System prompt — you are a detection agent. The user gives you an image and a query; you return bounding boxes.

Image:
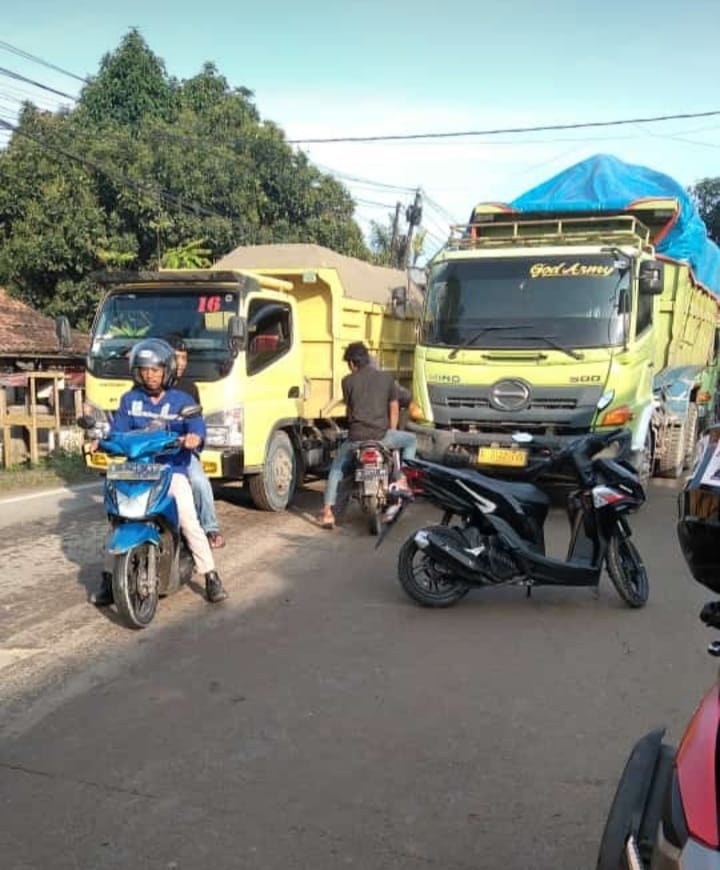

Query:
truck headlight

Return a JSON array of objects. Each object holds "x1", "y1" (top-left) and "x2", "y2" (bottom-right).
[
  {"x1": 596, "y1": 390, "x2": 615, "y2": 411},
  {"x1": 205, "y1": 407, "x2": 244, "y2": 448}
]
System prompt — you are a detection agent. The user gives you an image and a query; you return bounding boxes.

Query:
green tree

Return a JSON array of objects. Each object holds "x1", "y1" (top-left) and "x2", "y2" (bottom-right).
[
  {"x1": 690, "y1": 178, "x2": 720, "y2": 244},
  {"x1": 0, "y1": 31, "x2": 371, "y2": 326}
]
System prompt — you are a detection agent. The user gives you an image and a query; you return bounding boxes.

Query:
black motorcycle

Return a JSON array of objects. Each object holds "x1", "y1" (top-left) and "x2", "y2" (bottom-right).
[
  {"x1": 335, "y1": 440, "x2": 400, "y2": 535},
  {"x1": 388, "y1": 428, "x2": 648, "y2": 608}
]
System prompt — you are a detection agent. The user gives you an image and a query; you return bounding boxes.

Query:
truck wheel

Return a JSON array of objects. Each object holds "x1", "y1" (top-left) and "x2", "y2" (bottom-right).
[
  {"x1": 637, "y1": 428, "x2": 654, "y2": 489},
  {"x1": 683, "y1": 404, "x2": 699, "y2": 469},
  {"x1": 657, "y1": 422, "x2": 686, "y2": 479},
  {"x1": 248, "y1": 430, "x2": 297, "y2": 512}
]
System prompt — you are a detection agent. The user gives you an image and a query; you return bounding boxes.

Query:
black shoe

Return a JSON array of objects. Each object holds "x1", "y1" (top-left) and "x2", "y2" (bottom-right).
[
  {"x1": 90, "y1": 572, "x2": 114, "y2": 606},
  {"x1": 205, "y1": 571, "x2": 228, "y2": 603}
]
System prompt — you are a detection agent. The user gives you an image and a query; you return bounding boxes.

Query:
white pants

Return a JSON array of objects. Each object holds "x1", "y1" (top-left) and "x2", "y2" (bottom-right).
[{"x1": 170, "y1": 473, "x2": 215, "y2": 575}]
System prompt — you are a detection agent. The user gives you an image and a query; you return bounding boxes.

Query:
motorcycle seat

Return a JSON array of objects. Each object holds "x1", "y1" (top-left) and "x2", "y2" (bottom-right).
[{"x1": 453, "y1": 466, "x2": 550, "y2": 510}]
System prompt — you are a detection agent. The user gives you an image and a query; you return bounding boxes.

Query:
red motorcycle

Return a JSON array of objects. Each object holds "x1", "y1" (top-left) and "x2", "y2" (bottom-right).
[{"x1": 596, "y1": 425, "x2": 720, "y2": 869}]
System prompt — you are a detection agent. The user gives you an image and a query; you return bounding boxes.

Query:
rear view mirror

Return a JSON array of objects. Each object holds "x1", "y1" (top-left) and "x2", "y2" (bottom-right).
[
  {"x1": 76, "y1": 415, "x2": 96, "y2": 430},
  {"x1": 391, "y1": 285, "x2": 407, "y2": 319},
  {"x1": 179, "y1": 404, "x2": 203, "y2": 419},
  {"x1": 638, "y1": 260, "x2": 664, "y2": 295},
  {"x1": 407, "y1": 266, "x2": 427, "y2": 292},
  {"x1": 227, "y1": 315, "x2": 247, "y2": 354}
]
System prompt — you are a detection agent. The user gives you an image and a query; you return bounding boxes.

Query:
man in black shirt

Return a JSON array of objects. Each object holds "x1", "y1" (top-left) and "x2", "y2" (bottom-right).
[
  {"x1": 169, "y1": 337, "x2": 225, "y2": 549},
  {"x1": 320, "y1": 342, "x2": 416, "y2": 529}
]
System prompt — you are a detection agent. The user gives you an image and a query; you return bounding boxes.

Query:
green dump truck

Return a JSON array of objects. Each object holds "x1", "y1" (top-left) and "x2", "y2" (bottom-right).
[{"x1": 406, "y1": 155, "x2": 720, "y2": 481}]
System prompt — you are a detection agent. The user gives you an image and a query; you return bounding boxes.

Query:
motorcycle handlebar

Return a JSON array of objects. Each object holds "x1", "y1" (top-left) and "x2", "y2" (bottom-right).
[{"x1": 529, "y1": 428, "x2": 631, "y2": 469}]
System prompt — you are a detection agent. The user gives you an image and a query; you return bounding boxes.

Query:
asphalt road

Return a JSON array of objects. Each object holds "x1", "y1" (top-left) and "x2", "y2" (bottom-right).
[{"x1": 0, "y1": 476, "x2": 714, "y2": 869}]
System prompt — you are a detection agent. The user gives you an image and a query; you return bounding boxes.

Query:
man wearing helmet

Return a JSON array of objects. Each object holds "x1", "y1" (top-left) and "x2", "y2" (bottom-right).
[
  {"x1": 319, "y1": 341, "x2": 417, "y2": 529},
  {"x1": 90, "y1": 338, "x2": 228, "y2": 606}
]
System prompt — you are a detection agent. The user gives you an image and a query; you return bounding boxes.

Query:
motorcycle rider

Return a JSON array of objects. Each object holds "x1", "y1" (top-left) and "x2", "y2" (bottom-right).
[
  {"x1": 168, "y1": 335, "x2": 225, "y2": 549},
  {"x1": 90, "y1": 338, "x2": 228, "y2": 605},
  {"x1": 319, "y1": 341, "x2": 417, "y2": 529}
]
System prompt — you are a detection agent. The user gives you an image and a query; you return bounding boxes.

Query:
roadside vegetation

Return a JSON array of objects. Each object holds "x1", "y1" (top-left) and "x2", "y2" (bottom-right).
[{"x1": 0, "y1": 447, "x2": 97, "y2": 495}]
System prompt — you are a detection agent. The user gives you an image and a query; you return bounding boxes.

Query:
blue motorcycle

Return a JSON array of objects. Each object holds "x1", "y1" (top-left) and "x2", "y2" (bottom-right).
[{"x1": 88, "y1": 422, "x2": 196, "y2": 629}]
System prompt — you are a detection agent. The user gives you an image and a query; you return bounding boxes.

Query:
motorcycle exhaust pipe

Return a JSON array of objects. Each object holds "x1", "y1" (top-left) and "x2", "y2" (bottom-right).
[{"x1": 414, "y1": 529, "x2": 481, "y2": 573}]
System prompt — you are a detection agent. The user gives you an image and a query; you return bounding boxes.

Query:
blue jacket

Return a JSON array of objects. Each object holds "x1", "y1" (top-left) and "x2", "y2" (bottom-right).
[{"x1": 111, "y1": 387, "x2": 205, "y2": 474}]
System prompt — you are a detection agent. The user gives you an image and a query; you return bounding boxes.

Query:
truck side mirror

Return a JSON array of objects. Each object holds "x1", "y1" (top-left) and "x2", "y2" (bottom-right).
[
  {"x1": 407, "y1": 266, "x2": 427, "y2": 292},
  {"x1": 638, "y1": 260, "x2": 664, "y2": 295},
  {"x1": 227, "y1": 315, "x2": 247, "y2": 354},
  {"x1": 55, "y1": 315, "x2": 72, "y2": 349},
  {"x1": 391, "y1": 286, "x2": 407, "y2": 319}
]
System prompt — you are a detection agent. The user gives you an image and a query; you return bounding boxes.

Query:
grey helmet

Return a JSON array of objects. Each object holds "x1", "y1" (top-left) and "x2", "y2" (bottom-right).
[{"x1": 128, "y1": 338, "x2": 177, "y2": 391}]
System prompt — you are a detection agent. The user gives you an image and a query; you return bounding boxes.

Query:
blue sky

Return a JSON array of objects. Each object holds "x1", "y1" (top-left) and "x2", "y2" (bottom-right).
[{"x1": 3, "y1": 0, "x2": 720, "y2": 252}]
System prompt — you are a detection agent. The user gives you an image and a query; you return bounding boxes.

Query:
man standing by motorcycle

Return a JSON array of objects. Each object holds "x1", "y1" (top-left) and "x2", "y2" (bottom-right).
[
  {"x1": 90, "y1": 339, "x2": 228, "y2": 606},
  {"x1": 319, "y1": 341, "x2": 417, "y2": 529}
]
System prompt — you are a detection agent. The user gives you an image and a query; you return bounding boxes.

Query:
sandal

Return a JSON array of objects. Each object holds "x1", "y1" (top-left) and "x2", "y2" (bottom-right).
[
  {"x1": 319, "y1": 513, "x2": 335, "y2": 530},
  {"x1": 207, "y1": 531, "x2": 226, "y2": 549}
]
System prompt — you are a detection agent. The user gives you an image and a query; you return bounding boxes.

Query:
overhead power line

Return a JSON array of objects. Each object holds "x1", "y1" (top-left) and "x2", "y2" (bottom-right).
[
  {"x1": 0, "y1": 66, "x2": 77, "y2": 102},
  {"x1": 0, "y1": 40, "x2": 88, "y2": 84},
  {"x1": 287, "y1": 109, "x2": 720, "y2": 144}
]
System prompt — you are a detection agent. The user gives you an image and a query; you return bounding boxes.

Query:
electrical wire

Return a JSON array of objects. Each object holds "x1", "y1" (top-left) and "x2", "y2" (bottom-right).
[
  {"x1": 0, "y1": 40, "x2": 88, "y2": 84},
  {"x1": 287, "y1": 109, "x2": 720, "y2": 144}
]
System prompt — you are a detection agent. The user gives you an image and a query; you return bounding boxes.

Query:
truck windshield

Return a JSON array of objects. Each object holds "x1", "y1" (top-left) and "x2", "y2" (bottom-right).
[
  {"x1": 422, "y1": 255, "x2": 628, "y2": 350},
  {"x1": 88, "y1": 288, "x2": 239, "y2": 381}
]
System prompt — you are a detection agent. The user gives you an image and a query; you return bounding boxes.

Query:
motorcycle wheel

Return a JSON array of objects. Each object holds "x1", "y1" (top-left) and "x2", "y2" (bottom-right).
[
  {"x1": 364, "y1": 494, "x2": 382, "y2": 536},
  {"x1": 112, "y1": 544, "x2": 159, "y2": 629},
  {"x1": 595, "y1": 730, "x2": 669, "y2": 870},
  {"x1": 397, "y1": 527, "x2": 470, "y2": 607},
  {"x1": 606, "y1": 531, "x2": 649, "y2": 608}
]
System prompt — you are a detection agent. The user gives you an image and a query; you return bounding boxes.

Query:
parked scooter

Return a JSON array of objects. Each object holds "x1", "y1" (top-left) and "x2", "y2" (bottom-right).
[
  {"x1": 335, "y1": 440, "x2": 401, "y2": 535},
  {"x1": 596, "y1": 424, "x2": 720, "y2": 869},
  {"x1": 79, "y1": 412, "x2": 198, "y2": 629},
  {"x1": 383, "y1": 428, "x2": 648, "y2": 608}
]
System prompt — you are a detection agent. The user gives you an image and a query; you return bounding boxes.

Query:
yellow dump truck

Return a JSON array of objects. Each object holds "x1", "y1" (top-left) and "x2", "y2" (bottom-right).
[
  {"x1": 82, "y1": 244, "x2": 420, "y2": 510},
  {"x1": 407, "y1": 155, "x2": 720, "y2": 481}
]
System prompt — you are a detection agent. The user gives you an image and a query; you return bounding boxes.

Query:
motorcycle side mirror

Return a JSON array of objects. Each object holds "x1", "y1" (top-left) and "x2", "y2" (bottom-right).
[
  {"x1": 179, "y1": 403, "x2": 203, "y2": 419},
  {"x1": 76, "y1": 415, "x2": 97, "y2": 430}
]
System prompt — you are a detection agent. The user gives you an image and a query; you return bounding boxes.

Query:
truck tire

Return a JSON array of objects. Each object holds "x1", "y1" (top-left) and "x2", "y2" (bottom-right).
[
  {"x1": 248, "y1": 430, "x2": 297, "y2": 511},
  {"x1": 683, "y1": 404, "x2": 699, "y2": 469},
  {"x1": 636, "y1": 427, "x2": 654, "y2": 490},
  {"x1": 657, "y1": 422, "x2": 686, "y2": 479}
]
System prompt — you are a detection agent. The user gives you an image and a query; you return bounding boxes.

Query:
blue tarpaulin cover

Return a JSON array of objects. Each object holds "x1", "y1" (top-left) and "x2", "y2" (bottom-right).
[{"x1": 508, "y1": 154, "x2": 720, "y2": 294}]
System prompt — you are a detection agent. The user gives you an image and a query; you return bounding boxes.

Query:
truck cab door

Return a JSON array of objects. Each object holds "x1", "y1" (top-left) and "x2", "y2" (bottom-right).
[{"x1": 242, "y1": 296, "x2": 303, "y2": 467}]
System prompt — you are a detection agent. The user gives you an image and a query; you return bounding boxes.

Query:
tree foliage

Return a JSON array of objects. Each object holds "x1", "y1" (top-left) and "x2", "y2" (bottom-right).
[
  {"x1": 690, "y1": 178, "x2": 720, "y2": 245},
  {"x1": 0, "y1": 30, "x2": 369, "y2": 328}
]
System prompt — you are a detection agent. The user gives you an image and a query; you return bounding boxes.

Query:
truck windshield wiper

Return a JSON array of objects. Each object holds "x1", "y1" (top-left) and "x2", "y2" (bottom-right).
[
  {"x1": 514, "y1": 334, "x2": 585, "y2": 360},
  {"x1": 447, "y1": 325, "x2": 532, "y2": 359}
]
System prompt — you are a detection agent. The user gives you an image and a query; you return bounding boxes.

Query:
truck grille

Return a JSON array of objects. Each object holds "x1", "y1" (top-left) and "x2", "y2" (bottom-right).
[
  {"x1": 446, "y1": 395, "x2": 577, "y2": 411},
  {"x1": 428, "y1": 383, "x2": 602, "y2": 430}
]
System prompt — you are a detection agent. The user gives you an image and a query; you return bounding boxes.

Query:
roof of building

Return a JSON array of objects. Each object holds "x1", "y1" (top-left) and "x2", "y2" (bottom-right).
[{"x1": 0, "y1": 288, "x2": 89, "y2": 357}]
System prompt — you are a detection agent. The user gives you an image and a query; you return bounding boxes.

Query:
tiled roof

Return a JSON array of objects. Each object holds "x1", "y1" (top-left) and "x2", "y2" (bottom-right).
[{"x1": 0, "y1": 288, "x2": 88, "y2": 356}]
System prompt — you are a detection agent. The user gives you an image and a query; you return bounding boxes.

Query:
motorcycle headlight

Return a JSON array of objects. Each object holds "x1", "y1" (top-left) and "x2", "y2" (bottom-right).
[
  {"x1": 205, "y1": 407, "x2": 244, "y2": 448},
  {"x1": 115, "y1": 488, "x2": 152, "y2": 519}
]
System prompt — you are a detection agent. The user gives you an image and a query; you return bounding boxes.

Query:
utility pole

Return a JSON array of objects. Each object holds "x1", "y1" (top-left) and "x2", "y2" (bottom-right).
[
  {"x1": 388, "y1": 201, "x2": 402, "y2": 267},
  {"x1": 402, "y1": 189, "x2": 423, "y2": 269}
]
